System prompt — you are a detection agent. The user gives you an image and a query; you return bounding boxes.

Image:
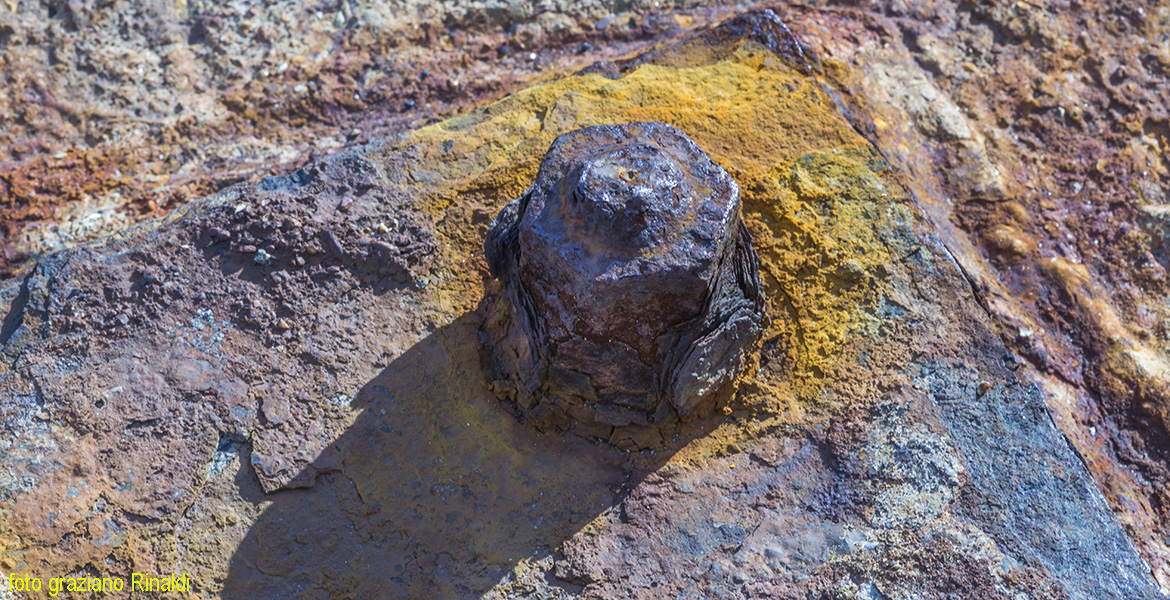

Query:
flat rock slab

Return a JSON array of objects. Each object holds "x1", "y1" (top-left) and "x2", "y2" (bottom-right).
[{"x1": 0, "y1": 9, "x2": 1159, "y2": 600}]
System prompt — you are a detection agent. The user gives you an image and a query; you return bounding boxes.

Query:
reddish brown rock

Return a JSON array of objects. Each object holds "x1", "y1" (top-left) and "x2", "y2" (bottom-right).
[{"x1": 1, "y1": 5, "x2": 1169, "y2": 600}]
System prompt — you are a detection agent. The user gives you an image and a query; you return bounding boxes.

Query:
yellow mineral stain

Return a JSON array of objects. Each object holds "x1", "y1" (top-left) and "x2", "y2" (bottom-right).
[{"x1": 399, "y1": 40, "x2": 894, "y2": 427}]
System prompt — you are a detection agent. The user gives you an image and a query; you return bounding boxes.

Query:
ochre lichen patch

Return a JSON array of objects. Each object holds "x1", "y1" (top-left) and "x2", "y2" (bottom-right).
[{"x1": 407, "y1": 41, "x2": 894, "y2": 426}]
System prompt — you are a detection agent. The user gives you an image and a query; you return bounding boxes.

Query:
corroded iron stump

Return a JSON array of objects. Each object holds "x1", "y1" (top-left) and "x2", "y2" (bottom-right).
[{"x1": 483, "y1": 122, "x2": 765, "y2": 440}]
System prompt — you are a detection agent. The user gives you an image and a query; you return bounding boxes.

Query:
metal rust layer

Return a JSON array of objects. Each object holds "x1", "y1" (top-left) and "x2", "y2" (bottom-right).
[{"x1": 483, "y1": 122, "x2": 765, "y2": 435}]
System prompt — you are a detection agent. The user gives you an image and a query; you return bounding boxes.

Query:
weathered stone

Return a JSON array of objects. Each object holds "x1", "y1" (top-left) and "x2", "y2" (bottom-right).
[
  {"x1": 1, "y1": 6, "x2": 1168, "y2": 600},
  {"x1": 483, "y1": 122, "x2": 765, "y2": 433}
]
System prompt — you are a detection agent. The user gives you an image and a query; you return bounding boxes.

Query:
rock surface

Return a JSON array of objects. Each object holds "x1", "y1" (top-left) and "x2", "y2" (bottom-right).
[
  {"x1": 0, "y1": 0, "x2": 742, "y2": 277},
  {"x1": 2, "y1": 3, "x2": 1170, "y2": 600}
]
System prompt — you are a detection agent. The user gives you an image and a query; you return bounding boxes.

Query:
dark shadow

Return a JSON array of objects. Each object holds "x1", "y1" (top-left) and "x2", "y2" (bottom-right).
[
  {"x1": 220, "y1": 307, "x2": 719, "y2": 599},
  {"x1": 0, "y1": 268, "x2": 30, "y2": 348},
  {"x1": 0, "y1": 253, "x2": 67, "y2": 366}
]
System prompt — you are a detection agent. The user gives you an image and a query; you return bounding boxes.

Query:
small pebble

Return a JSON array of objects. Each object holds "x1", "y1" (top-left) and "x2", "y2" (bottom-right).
[
  {"x1": 322, "y1": 231, "x2": 344, "y2": 255},
  {"x1": 254, "y1": 249, "x2": 273, "y2": 265}
]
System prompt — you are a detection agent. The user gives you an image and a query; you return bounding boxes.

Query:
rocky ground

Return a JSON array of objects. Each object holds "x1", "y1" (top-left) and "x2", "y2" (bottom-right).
[
  {"x1": 0, "y1": 0, "x2": 741, "y2": 277},
  {"x1": 4, "y1": 1, "x2": 1170, "y2": 599}
]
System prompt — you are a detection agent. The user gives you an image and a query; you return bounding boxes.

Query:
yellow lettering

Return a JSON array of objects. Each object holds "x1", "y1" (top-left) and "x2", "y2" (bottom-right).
[{"x1": 132, "y1": 573, "x2": 143, "y2": 590}]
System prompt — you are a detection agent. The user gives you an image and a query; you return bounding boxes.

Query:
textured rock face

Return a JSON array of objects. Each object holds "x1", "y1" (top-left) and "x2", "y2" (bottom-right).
[
  {"x1": 0, "y1": 0, "x2": 744, "y2": 278},
  {"x1": 484, "y1": 122, "x2": 764, "y2": 433},
  {"x1": 2, "y1": 5, "x2": 1170, "y2": 600}
]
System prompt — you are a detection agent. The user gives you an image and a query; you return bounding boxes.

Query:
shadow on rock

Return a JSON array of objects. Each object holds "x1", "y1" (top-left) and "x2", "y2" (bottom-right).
[{"x1": 220, "y1": 309, "x2": 713, "y2": 599}]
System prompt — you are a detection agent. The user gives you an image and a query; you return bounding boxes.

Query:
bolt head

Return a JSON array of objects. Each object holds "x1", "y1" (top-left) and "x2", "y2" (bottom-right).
[{"x1": 519, "y1": 122, "x2": 741, "y2": 360}]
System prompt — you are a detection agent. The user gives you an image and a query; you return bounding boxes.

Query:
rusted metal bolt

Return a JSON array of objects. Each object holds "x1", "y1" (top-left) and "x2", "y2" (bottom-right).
[{"x1": 483, "y1": 122, "x2": 764, "y2": 435}]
